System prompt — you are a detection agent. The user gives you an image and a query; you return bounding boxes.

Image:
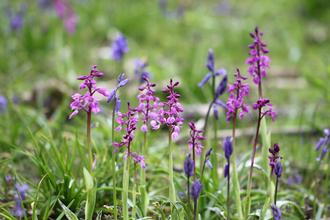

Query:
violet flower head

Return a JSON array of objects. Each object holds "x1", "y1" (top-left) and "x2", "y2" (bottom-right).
[
  {"x1": 151, "y1": 79, "x2": 184, "y2": 139},
  {"x1": 268, "y1": 143, "x2": 283, "y2": 173},
  {"x1": 198, "y1": 49, "x2": 227, "y2": 87},
  {"x1": 274, "y1": 160, "x2": 282, "y2": 179},
  {"x1": 223, "y1": 137, "x2": 233, "y2": 178},
  {"x1": 0, "y1": 96, "x2": 7, "y2": 114},
  {"x1": 315, "y1": 128, "x2": 330, "y2": 162},
  {"x1": 111, "y1": 33, "x2": 129, "y2": 62},
  {"x1": 226, "y1": 68, "x2": 250, "y2": 122},
  {"x1": 111, "y1": 102, "x2": 139, "y2": 153},
  {"x1": 123, "y1": 151, "x2": 147, "y2": 169},
  {"x1": 13, "y1": 195, "x2": 24, "y2": 217},
  {"x1": 107, "y1": 73, "x2": 130, "y2": 115},
  {"x1": 14, "y1": 183, "x2": 30, "y2": 201},
  {"x1": 270, "y1": 204, "x2": 281, "y2": 220},
  {"x1": 135, "y1": 77, "x2": 160, "y2": 132},
  {"x1": 69, "y1": 65, "x2": 109, "y2": 119},
  {"x1": 9, "y1": 12, "x2": 24, "y2": 32},
  {"x1": 134, "y1": 59, "x2": 152, "y2": 84},
  {"x1": 252, "y1": 97, "x2": 277, "y2": 122},
  {"x1": 190, "y1": 179, "x2": 203, "y2": 202},
  {"x1": 184, "y1": 153, "x2": 195, "y2": 178},
  {"x1": 53, "y1": 0, "x2": 77, "y2": 34},
  {"x1": 204, "y1": 148, "x2": 213, "y2": 169},
  {"x1": 245, "y1": 26, "x2": 270, "y2": 84},
  {"x1": 213, "y1": 74, "x2": 228, "y2": 121},
  {"x1": 188, "y1": 121, "x2": 206, "y2": 156}
]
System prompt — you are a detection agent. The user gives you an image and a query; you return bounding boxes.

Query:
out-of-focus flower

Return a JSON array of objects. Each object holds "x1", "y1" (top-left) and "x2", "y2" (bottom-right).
[
  {"x1": 134, "y1": 59, "x2": 152, "y2": 84},
  {"x1": 111, "y1": 34, "x2": 129, "y2": 62},
  {"x1": 14, "y1": 183, "x2": 29, "y2": 201},
  {"x1": 270, "y1": 204, "x2": 281, "y2": 220},
  {"x1": 0, "y1": 96, "x2": 7, "y2": 114},
  {"x1": 53, "y1": 0, "x2": 77, "y2": 34},
  {"x1": 226, "y1": 68, "x2": 250, "y2": 122},
  {"x1": 123, "y1": 151, "x2": 147, "y2": 169},
  {"x1": 69, "y1": 65, "x2": 109, "y2": 119},
  {"x1": 245, "y1": 26, "x2": 270, "y2": 84},
  {"x1": 315, "y1": 128, "x2": 330, "y2": 162},
  {"x1": 12, "y1": 195, "x2": 24, "y2": 217}
]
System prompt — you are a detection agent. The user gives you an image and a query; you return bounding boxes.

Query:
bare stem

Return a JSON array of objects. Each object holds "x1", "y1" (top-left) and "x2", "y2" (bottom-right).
[
  {"x1": 227, "y1": 162, "x2": 230, "y2": 220},
  {"x1": 187, "y1": 179, "x2": 191, "y2": 220},
  {"x1": 87, "y1": 108, "x2": 94, "y2": 179},
  {"x1": 111, "y1": 97, "x2": 118, "y2": 220},
  {"x1": 274, "y1": 178, "x2": 278, "y2": 205}
]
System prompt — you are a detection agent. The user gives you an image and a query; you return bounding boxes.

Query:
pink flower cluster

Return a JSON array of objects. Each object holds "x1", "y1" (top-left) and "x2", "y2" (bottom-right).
[
  {"x1": 54, "y1": 0, "x2": 77, "y2": 34},
  {"x1": 112, "y1": 102, "x2": 138, "y2": 152},
  {"x1": 150, "y1": 79, "x2": 184, "y2": 139},
  {"x1": 226, "y1": 68, "x2": 250, "y2": 122},
  {"x1": 188, "y1": 121, "x2": 206, "y2": 156},
  {"x1": 135, "y1": 77, "x2": 160, "y2": 132},
  {"x1": 252, "y1": 97, "x2": 277, "y2": 122},
  {"x1": 245, "y1": 26, "x2": 270, "y2": 84},
  {"x1": 69, "y1": 65, "x2": 109, "y2": 119},
  {"x1": 268, "y1": 143, "x2": 283, "y2": 173},
  {"x1": 123, "y1": 151, "x2": 147, "y2": 169}
]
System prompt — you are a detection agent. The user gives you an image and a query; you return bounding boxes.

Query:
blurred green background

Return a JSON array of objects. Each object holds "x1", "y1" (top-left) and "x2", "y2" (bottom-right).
[{"x1": 1, "y1": 0, "x2": 330, "y2": 190}]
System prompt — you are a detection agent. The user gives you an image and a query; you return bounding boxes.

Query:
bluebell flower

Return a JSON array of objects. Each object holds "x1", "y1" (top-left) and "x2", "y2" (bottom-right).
[
  {"x1": 14, "y1": 183, "x2": 29, "y2": 200},
  {"x1": 107, "y1": 74, "x2": 129, "y2": 114},
  {"x1": 13, "y1": 195, "x2": 24, "y2": 217},
  {"x1": 204, "y1": 148, "x2": 213, "y2": 169},
  {"x1": 0, "y1": 96, "x2": 7, "y2": 114},
  {"x1": 190, "y1": 179, "x2": 203, "y2": 202},
  {"x1": 223, "y1": 137, "x2": 233, "y2": 178},
  {"x1": 315, "y1": 129, "x2": 330, "y2": 162},
  {"x1": 270, "y1": 204, "x2": 281, "y2": 220},
  {"x1": 274, "y1": 160, "x2": 282, "y2": 179},
  {"x1": 184, "y1": 153, "x2": 194, "y2": 178},
  {"x1": 111, "y1": 34, "x2": 129, "y2": 62},
  {"x1": 134, "y1": 59, "x2": 152, "y2": 84}
]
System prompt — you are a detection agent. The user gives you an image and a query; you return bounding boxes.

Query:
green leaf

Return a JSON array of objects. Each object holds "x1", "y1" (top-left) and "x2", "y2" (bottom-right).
[
  {"x1": 83, "y1": 168, "x2": 96, "y2": 220},
  {"x1": 139, "y1": 185, "x2": 150, "y2": 216},
  {"x1": 1, "y1": 208, "x2": 16, "y2": 220},
  {"x1": 58, "y1": 199, "x2": 79, "y2": 220},
  {"x1": 315, "y1": 203, "x2": 324, "y2": 220},
  {"x1": 277, "y1": 200, "x2": 305, "y2": 220},
  {"x1": 56, "y1": 200, "x2": 75, "y2": 220}
]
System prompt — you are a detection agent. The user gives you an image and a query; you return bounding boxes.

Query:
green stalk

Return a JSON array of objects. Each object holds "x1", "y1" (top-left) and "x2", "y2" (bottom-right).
[
  {"x1": 200, "y1": 103, "x2": 212, "y2": 171},
  {"x1": 168, "y1": 127, "x2": 176, "y2": 210},
  {"x1": 87, "y1": 109, "x2": 94, "y2": 179},
  {"x1": 212, "y1": 114, "x2": 219, "y2": 188},
  {"x1": 111, "y1": 98, "x2": 118, "y2": 220},
  {"x1": 227, "y1": 162, "x2": 230, "y2": 220},
  {"x1": 231, "y1": 115, "x2": 243, "y2": 218},
  {"x1": 193, "y1": 200, "x2": 197, "y2": 220},
  {"x1": 244, "y1": 108, "x2": 261, "y2": 220},
  {"x1": 324, "y1": 162, "x2": 330, "y2": 209},
  {"x1": 140, "y1": 131, "x2": 147, "y2": 186},
  {"x1": 132, "y1": 163, "x2": 137, "y2": 219},
  {"x1": 187, "y1": 179, "x2": 192, "y2": 220},
  {"x1": 260, "y1": 173, "x2": 275, "y2": 219},
  {"x1": 123, "y1": 144, "x2": 131, "y2": 220},
  {"x1": 274, "y1": 177, "x2": 279, "y2": 205},
  {"x1": 313, "y1": 162, "x2": 321, "y2": 219}
]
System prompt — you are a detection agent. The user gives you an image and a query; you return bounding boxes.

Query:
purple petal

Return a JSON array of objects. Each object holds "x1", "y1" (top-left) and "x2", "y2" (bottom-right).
[
  {"x1": 115, "y1": 97, "x2": 121, "y2": 114},
  {"x1": 198, "y1": 73, "x2": 212, "y2": 87},
  {"x1": 118, "y1": 78, "x2": 130, "y2": 87}
]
